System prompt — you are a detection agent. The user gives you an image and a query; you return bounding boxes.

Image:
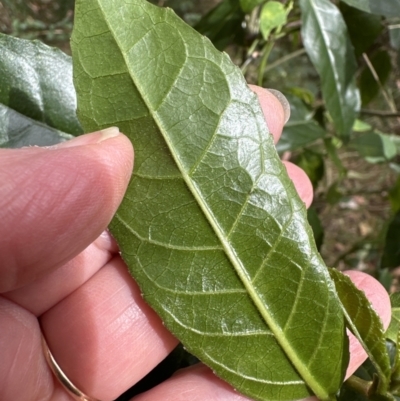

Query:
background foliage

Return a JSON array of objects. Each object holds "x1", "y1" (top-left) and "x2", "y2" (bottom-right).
[{"x1": 1, "y1": 0, "x2": 399, "y2": 400}]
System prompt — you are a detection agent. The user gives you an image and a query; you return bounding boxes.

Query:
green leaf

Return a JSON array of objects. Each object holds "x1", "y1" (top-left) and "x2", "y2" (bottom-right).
[
  {"x1": 389, "y1": 177, "x2": 400, "y2": 213},
  {"x1": 386, "y1": 293, "x2": 400, "y2": 343},
  {"x1": 296, "y1": 150, "x2": 325, "y2": 189},
  {"x1": 259, "y1": 1, "x2": 287, "y2": 40},
  {"x1": 276, "y1": 95, "x2": 326, "y2": 153},
  {"x1": 340, "y1": 0, "x2": 400, "y2": 17},
  {"x1": 194, "y1": 0, "x2": 245, "y2": 50},
  {"x1": 299, "y1": 0, "x2": 360, "y2": 139},
  {"x1": 307, "y1": 206, "x2": 324, "y2": 251},
  {"x1": 0, "y1": 33, "x2": 82, "y2": 147},
  {"x1": 240, "y1": 0, "x2": 265, "y2": 13},
  {"x1": 340, "y1": 2, "x2": 383, "y2": 57},
  {"x1": 329, "y1": 269, "x2": 392, "y2": 395},
  {"x1": 0, "y1": 103, "x2": 73, "y2": 148},
  {"x1": 381, "y1": 211, "x2": 400, "y2": 269},
  {"x1": 72, "y1": 1, "x2": 349, "y2": 400},
  {"x1": 350, "y1": 131, "x2": 397, "y2": 164},
  {"x1": 359, "y1": 50, "x2": 392, "y2": 106}
]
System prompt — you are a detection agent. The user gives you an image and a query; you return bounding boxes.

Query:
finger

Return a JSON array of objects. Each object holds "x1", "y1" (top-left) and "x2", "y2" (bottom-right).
[
  {"x1": 343, "y1": 270, "x2": 391, "y2": 379},
  {"x1": 249, "y1": 85, "x2": 290, "y2": 144},
  {"x1": 283, "y1": 161, "x2": 314, "y2": 208},
  {"x1": 132, "y1": 364, "x2": 251, "y2": 401},
  {"x1": 40, "y1": 256, "x2": 178, "y2": 401},
  {"x1": 3, "y1": 230, "x2": 117, "y2": 316},
  {"x1": 0, "y1": 129, "x2": 133, "y2": 293}
]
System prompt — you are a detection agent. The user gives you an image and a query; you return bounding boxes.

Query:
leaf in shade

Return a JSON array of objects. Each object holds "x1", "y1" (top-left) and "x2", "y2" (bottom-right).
[
  {"x1": 389, "y1": 177, "x2": 400, "y2": 213},
  {"x1": 381, "y1": 211, "x2": 400, "y2": 269},
  {"x1": 307, "y1": 206, "x2": 324, "y2": 251},
  {"x1": 299, "y1": 0, "x2": 360, "y2": 139},
  {"x1": 0, "y1": 33, "x2": 82, "y2": 147},
  {"x1": 194, "y1": 0, "x2": 245, "y2": 50},
  {"x1": 240, "y1": 0, "x2": 265, "y2": 13},
  {"x1": 276, "y1": 95, "x2": 326, "y2": 153},
  {"x1": 72, "y1": 1, "x2": 349, "y2": 400},
  {"x1": 340, "y1": 2, "x2": 383, "y2": 57},
  {"x1": 350, "y1": 131, "x2": 397, "y2": 164},
  {"x1": 295, "y1": 150, "x2": 325, "y2": 189},
  {"x1": 329, "y1": 269, "x2": 391, "y2": 396},
  {"x1": 340, "y1": 0, "x2": 400, "y2": 18},
  {"x1": 359, "y1": 50, "x2": 392, "y2": 106},
  {"x1": 0, "y1": 103, "x2": 73, "y2": 148}
]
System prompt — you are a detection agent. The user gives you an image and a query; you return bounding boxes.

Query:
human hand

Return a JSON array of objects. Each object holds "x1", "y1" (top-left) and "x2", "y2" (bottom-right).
[{"x1": 0, "y1": 87, "x2": 391, "y2": 401}]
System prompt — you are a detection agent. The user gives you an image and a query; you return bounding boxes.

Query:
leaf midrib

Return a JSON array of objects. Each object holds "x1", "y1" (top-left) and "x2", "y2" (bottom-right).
[{"x1": 98, "y1": 2, "x2": 331, "y2": 398}]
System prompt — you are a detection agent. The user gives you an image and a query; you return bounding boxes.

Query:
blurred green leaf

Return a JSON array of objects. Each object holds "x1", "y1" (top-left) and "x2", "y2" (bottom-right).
[
  {"x1": 194, "y1": 0, "x2": 245, "y2": 50},
  {"x1": 0, "y1": 33, "x2": 79, "y2": 147},
  {"x1": 259, "y1": 1, "x2": 287, "y2": 40},
  {"x1": 330, "y1": 269, "x2": 392, "y2": 396},
  {"x1": 350, "y1": 131, "x2": 397, "y2": 164},
  {"x1": 326, "y1": 182, "x2": 344, "y2": 205},
  {"x1": 360, "y1": 50, "x2": 392, "y2": 106},
  {"x1": 240, "y1": 0, "x2": 265, "y2": 13},
  {"x1": 300, "y1": 0, "x2": 360, "y2": 138},
  {"x1": 381, "y1": 211, "x2": 400, "y2": 269},
  {"x1": 353, "y1": 119, "x2": 372, "y2": 132},
  {"x1": 73, "y1": 1, "x2": 350, "y2": 399},
  {"x1": 276, "y1": 95, "x2": 326, "y2": 153},
  {"x1": 389, "y1": 177, "x2": 400, "y2": 213},
  {"x1": 296, "y1": 150, "x2": 325, "y2": 189},
  {"x1": 307, "y1": 206, "x2": 324, "y2": 250},
  {"x1": 340, "y1": 2, "x2": 383, "y2": 57},
  {"x1": 340, "y1": 0, "x2": 400, "y2": 17}
]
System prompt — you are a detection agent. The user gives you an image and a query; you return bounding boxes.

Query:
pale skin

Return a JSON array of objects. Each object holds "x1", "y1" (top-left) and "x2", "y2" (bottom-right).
[{"x1": 0, "y1": 86, "x2": 391, "y2": 401}]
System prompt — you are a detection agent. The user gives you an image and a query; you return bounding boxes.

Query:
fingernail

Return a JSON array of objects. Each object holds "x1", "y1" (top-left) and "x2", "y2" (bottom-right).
[
  {"x1": 98, "y1": 126, "x2": 120, "y2": 142},
  {"x1": 47, "y1": 127, "x2": 120, "y2": 149},
  {"x1": 267, "y1": 89, "x2": 291, "y2": 124}
]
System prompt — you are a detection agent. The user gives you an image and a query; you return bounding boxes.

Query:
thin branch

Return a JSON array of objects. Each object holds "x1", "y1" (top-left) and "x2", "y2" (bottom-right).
[
  {"x1": 360, "y1": 109, "x2": 400, "y2": 118},
  {"x1": 362, "y1": 53, "x2": 397, "y2": 113},
  {"x1": 264, "y1": 48, "x2": 306, "y2": 74}
]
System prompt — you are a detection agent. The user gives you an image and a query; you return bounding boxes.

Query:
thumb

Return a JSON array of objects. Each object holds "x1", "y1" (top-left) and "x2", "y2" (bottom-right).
[{"x1": 0, "y1": 128, "x2": 133, "y2": 293}]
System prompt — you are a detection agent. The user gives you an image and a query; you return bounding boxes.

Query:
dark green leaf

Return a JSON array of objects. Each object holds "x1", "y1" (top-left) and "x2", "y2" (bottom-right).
[
  {"x1": 0, "y1": 33, "x2": 82, "y2": 143},
  {"x1": 194, "y1": 0, "x2": 245, "y2": 50},
  {"x1": 340, "y1": 2, "x2": 383, "y2": 57},
  {"x1": 240, "y1": 0, "x2": 265, "y2": 13},
  {"x1": 72, "y1": 1, "x2": 349, "y2": 400},
  {"x1": 381, "y1": 211, "x2": 400, "y2": 269},
  {"x1": 350, "y1": 131, "x2": 397, "y2": 164},
  {"x1": 340, "y1": 0, "x2": 400, "y2": 17},
  {"x1": 0, "y1": 103, "x2": 72, "y2": 148},
  {"x1": 259, "y1": 1, "x2": 287, "y2": 40},
  {"x1": 329, "y1": 269, "x2": 392, "y2": 395},
  {"x1": 389, "y1": 177, "x2": 400, "y2": 213},
  {"x1": 296, "y1": 150, "x2": 325, "y2": 189},
  {"x1": 276, "y1": 95, "x2": 326, "y2": 153},
  {"x1": 307, "y1": 206, "x2": 324, "y2": 250},
  {"x1": 360, "y1": 50, "x2": 392, "y2": 106},
  {"x1": 300, "y1": 0, "x2": 360, "y2": 138}
]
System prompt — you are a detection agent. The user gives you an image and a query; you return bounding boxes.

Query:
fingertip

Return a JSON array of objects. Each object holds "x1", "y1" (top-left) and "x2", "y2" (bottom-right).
[
  {"x1": 283, "y1": 161, "x2": 314, "y2": 208},
  {"x1": 249, "y1": 85, "x2": 289, "y2": 143}
]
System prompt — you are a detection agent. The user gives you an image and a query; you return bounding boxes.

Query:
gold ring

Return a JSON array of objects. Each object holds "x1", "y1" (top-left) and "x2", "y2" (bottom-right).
[{"x1": 41, "y1": 334, "x2": 101, "y2": 401}]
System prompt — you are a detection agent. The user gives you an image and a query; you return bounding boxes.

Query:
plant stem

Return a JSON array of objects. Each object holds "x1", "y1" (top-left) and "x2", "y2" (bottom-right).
[
  {"x1": 360, "y1": 109, "x2": 400, "y2": 118},
  {"x1": 345, "y1": 375, "x2": 372, "y2": 398},
  {"x1": 264, "y1": 48, "x2": 306, "y2": 74},
  {"x1": 257, "y1": 41, "x2": 274, "y2": 86}
]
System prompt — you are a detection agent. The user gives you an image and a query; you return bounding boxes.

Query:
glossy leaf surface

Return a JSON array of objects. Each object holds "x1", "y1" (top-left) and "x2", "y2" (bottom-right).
[
  {"x1": 330, "y1": 269, "x2": 391, "y2": 395},
  {"x1": 0, "y1": 33, "x2": 81, "y2": 147},
  {"x1": 72, "y1": 1, "x2": 348, "y2": 400},
  {"x1": 340, "y1": 0, "x2": 400, "y2": 17},
  {"x1": 299, "y1": 0, "x2": 360, "y2": 139}
]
